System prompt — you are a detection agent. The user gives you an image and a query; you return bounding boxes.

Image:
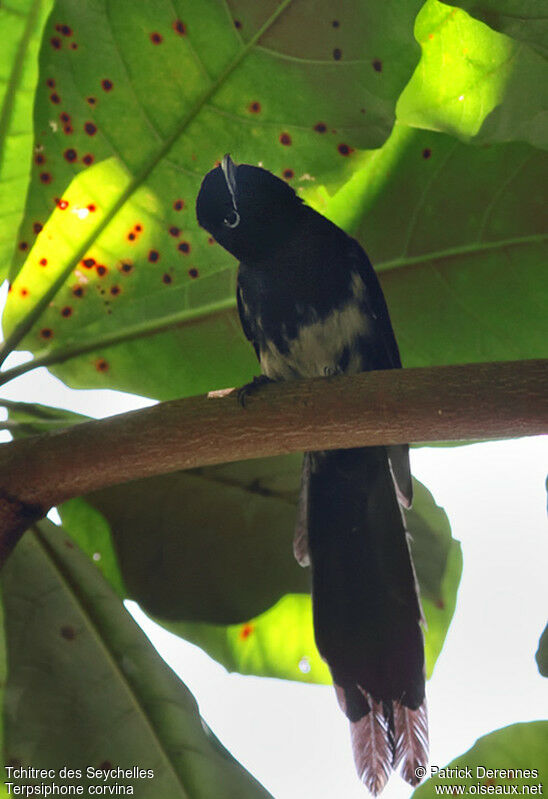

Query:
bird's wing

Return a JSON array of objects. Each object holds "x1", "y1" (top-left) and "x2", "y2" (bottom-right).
[
  {"x1": 236, "y1": 271, "x2": 260, "y2": 361},
  {"x1": 348, "y1": 240, "x2": 413, "y2": 508}
]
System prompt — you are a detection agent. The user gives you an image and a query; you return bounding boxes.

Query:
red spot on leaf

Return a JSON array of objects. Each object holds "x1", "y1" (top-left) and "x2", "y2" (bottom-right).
[
  {"x1": 57, "y1": 199, "x2": 69, "y2": 210},
  {"x1": 173, "y1": 199, "x2": 184, "y2": 211},
  {"x1": 234, "y1": 19, "x2": 242, "y2": 29},
  {"x1": 422, "y1": 148, "x2": 432, "y2": 159},
  {"x1": 34, "y1": 153, "x2": 45, "y2": 165},
  {"x1": 148, "y1": 250, "x2": 159, "y2": 262},
  {"x1": 119, "y1": 261, "x2": 133, "y2": 274},
  {"x1": 248, "y1": 101, "x2": 261, "y2": 113},
  {"x1": 40, "y1": 258, "x2": 48, "y2": 266},
  {"x1": 18, "y1": 241, "x2": 28, "y2": 251},
  {"x1": 82, "y1": 154, "x2": 94, "y2": 166},
  {"x1": 314, "y1": 122, "x2": 327, "y2": 133},
  {"x1": 96, "y1": 264, "x2": 108, "y2": 277},
  {"x1": 51, "y1": 37, "x2": 61, "y2": 49},
  {"x1": 150, "y1": 32, "x2": 163, "y2": 44},
  {"x1": 87, "y1": 204, "x2": 96, "y2": 212},
  {"x1": 188, "y1": 267, "x2": 199, "y2": 279},
  {"x1": 178, "y1": 241, "x2": 190, "y2": 254},
  {"x1": 60, "y1": 625, "x2": 76, "y2": 640},
  {"x1": 64, "y1": 148, "x2": 77, "y2": 162},
  {"x1": 95, "y1": 358, "x2": 109, "y2": 372},
  {"x1": 338, "y1": 143, "x2": 354, "y2": 156},
  {"x1": 283, "y1": 168, "x2": 294, "y2": 179},
  {"x1": 162, "y1": 273, "x2": 172, "y2": 284},
  {"x1": 333, "y1": 48, "x2": 342, "y2": 60},
  {"x1": 173, "y1": 20, "x2": 186, "y2": 35},
  {"x1": 279, "y1": 132, "x2": 292, "y2": 146},
  {"x1": 33, "y1": 222, "x2": 43, "y2": 234},
  {"x1": 239, "y1": 623, "x2": 254, "y2": 640},
  {"x1": 82, "y1": 258, "x2": 95, "y2": 268},
  {"x1": 86, "y1": 96, "x2": 96, "y2": 105},
  {"x1": 101, "y1": 79, "x2": 113, "y2": 91},
  {"x1": 50, "y1": 93, "x2": 61, "y2": 104},
  {"x1": 84, "y1": 122, "x2": 97, "y2": 135},
  {"x1": 40, "y1": 172, "x2": 52, "y2": 184},
  {"x1": 40, "y1": 328, "x2": 53, "y2": 339},
  {"x1": 20, "y1": 288, "x2": 29, "y2": 297},
  {"x1": 72, "y1": 285, "x2": 84, "y2": 297},
  {"x1": 372, "y1": 59, "x2": 382, "y2": 72},
  {"x1": 169, "y1": 226, "x2": 180, "y2": 237},
  {"x1": 46, "y1": 78, "x2": 55, "y2": 88},
  {"x1": 110, "y1": 285, "x2": 121, "y2": 296},
  {"x1": 61, "y1": 306, "x2": 72, "y2": 317}
]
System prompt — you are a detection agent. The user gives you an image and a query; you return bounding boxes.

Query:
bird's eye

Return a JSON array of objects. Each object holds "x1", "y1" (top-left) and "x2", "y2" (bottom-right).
[{"x1": 223, "y1": 210, "x2": 240, "y2": 228}]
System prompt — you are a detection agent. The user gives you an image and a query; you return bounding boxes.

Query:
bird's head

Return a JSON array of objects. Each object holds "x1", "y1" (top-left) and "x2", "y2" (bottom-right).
[{"x1": 196, "y1": 155, "x2": 303, "y2": 262}]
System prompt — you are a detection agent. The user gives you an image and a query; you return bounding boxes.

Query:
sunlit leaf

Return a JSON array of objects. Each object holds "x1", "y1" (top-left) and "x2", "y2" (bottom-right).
[
  {"x1": 413, "y1": 721, "x2": 548, "y2": 798},
  {"x1": 397, "y1": 0, "x2": 548, "y2": 148},
  {"x1": 3, "y1": 0, "x2": 423, "y2": 386},
  {"x1": 439, "y1": 0, "x2": 548, "y2": 57},
  {"x1": 1, "y1": 520, "x2": 272, "y2": 798},
  {"x1": 0, "y1": 0, "x2": 54, "y2": 280}
]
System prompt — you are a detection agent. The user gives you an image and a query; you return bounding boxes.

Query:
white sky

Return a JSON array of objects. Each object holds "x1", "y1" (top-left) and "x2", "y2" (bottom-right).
[{"x1": 0, "y1": 278, "x2": 546, "y2": 798}]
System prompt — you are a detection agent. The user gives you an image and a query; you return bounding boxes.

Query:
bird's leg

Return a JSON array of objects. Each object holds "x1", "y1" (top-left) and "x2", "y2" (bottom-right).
[{"x1": 237, "y1": 374, "x2": 274, "y2": 407}]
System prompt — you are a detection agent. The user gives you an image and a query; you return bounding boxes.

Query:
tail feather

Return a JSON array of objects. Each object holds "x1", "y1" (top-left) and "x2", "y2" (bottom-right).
[
  {"x1": 302, "y1": 445, "x2": 427, "y2": 793},
  {"x1": 393, "y1": 699, "x2": 429, "y2": 786}
]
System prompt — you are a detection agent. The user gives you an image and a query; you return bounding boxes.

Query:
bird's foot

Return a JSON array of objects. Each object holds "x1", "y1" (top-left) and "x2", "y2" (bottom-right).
[{"x1": 237, "y1": 374, "x2": 274, "y2": 408}]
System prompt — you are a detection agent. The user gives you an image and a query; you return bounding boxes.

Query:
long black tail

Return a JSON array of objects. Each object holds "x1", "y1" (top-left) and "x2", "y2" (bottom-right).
[{"x1": 297, "y1": 446, "x2": 428, "y2": 794}]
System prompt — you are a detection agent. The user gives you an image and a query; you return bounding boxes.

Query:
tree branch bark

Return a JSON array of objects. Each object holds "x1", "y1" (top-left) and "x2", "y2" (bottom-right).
[{"x1": 1, "y1": 359, "x2": 546, "y2": 566}]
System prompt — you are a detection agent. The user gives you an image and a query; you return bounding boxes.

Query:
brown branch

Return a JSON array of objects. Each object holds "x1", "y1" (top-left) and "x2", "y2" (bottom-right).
[{"x1": 0, "y1": 359, "x2": 546, "y2": 565}]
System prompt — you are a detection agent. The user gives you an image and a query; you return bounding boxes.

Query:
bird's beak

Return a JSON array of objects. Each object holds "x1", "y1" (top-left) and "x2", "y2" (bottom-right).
[{"x1": 221, "y1": 153, "x2": 238, "y2": 209}]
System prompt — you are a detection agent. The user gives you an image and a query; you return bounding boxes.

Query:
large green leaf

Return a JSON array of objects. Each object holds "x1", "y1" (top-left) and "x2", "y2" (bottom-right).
[
  {"x1": 413, "y1": 721, "x2": 548, "y2": 798},
  {"x1": 1, "y1": 520, "x2": 272, "y2": 798},
  {"x1": 0, "y1": 0, "x2": 54, "y2": 281},
  {"x1": 397, "y1": 0, "x2": 548, "y2": 148},
  {"x1": 439, "y1": 1, "x2": 548, "y2": 57},
  {"x1": 317, "y1": 124, "x2": 547, "y2": 367},
  {"x1": 2, "y1": 0, "x2": 423, "y2": 393},
  {"x1": 70, "y1": 456, "x2": 461, "y2": 684}
]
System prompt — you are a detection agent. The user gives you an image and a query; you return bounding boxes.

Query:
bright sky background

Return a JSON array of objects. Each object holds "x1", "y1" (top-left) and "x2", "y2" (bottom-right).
[{"x1": 0, "y1": 281, "x2": 546, "y2": 799}]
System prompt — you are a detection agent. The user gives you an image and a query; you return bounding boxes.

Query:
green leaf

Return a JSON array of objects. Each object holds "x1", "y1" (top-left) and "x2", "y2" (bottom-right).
[
  {"x1": 319, "y1": 124, "x2": 547, "y2": 367},
  {"x1": 397, "y1": 0, "x2": 548, "y2": 148},
  {"x1": 0, "y1": 0, "x2": 54, "y2": 281},
  {"x1": 0, "y1": 397, "x2": 89, "y2": 434},
  {"x1": 87, "y1": 454, "x2": 309, "y2": 624},
  {"x1": 2, "y1": 0, "x2": 423, "y2": 390},
  {"x1": 413, "y1": 721, "x2": 548, "y2": 798},
  {"x1": 83, "y1": 456, "x2": 460, "y2": 684},
  {"x1": 439, "y1": 1, "x2": 548, "y2": 58},
  {"x1": 535, "y1": 622, "x2": 548, "y2": 677},
  {"x1": 1, "y1": 520, "x2": 272, "y2": 798},
  {"x1": 58, "y1": 496, "x2": 126, "y2": 598}
]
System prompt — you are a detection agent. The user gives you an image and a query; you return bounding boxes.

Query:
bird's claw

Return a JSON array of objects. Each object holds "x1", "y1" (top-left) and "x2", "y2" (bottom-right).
[{"x1": 237, "y1": 374, "x2": 273, "y2": 407}]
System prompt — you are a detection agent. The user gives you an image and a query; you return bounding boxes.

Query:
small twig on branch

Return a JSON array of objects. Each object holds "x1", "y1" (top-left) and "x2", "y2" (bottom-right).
[{"x1": 0, "y1": 359, "x2": 546, "y2": 566}]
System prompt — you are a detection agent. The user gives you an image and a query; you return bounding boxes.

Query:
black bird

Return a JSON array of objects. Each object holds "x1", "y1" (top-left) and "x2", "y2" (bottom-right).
[{"x1": 196, "y1": 155, "x2": 428, "y2": 794}]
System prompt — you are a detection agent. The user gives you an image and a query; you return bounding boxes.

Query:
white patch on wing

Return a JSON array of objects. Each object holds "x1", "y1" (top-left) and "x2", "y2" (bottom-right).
[{"x1": 260, "y1": 274, "x2": 370, "y2": 379}]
